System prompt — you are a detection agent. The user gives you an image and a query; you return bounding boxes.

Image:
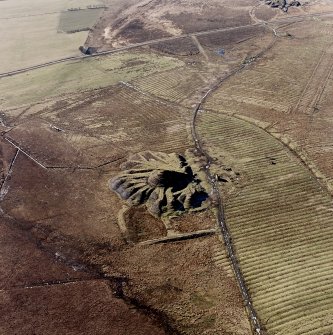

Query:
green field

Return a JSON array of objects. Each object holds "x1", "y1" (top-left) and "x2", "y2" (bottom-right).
[
  {"x1": 58, "y1": 8, "x2": 104, "y2": 33},
  {"x1": 0, "y1": 0, "x2": 103, "y2": 73}
]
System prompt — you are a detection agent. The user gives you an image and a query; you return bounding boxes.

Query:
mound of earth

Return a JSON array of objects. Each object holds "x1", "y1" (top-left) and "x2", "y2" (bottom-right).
[
  {"x1": 263, "y1": 0, "x2": 301, "y2": 11},
  {"x1": 110, "y1": 151, "x2": 209, "y2": 218}
]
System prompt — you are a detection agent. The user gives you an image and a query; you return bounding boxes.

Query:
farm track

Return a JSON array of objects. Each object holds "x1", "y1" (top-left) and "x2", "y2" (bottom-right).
[
  {"x1": 0, "y1": 23, "x2": 260, "y2": 78},
  {"x1": 187, "y1": 9, "x2": 333, "y2": 335},
  {"x1": 190, "y1": 35, "x2": 210, "y2": 61},
  {"x1": 188, "y1": 22, "x2": 280, "y2": 335},
  {"x1": 1, "y1": 10, "x2": 333, "y2": 78},
  {"x1": 0, "y1": 11, "x2": 62, "y2": 20}
]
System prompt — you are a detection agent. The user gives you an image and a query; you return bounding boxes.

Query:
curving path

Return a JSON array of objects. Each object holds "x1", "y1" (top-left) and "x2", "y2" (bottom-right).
[{"x1": 188, "y1": 7, "x2": 333, "y2": 334}]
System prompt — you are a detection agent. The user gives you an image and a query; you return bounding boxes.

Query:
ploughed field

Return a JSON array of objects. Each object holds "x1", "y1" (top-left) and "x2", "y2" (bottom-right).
[{"x1": 197, "y1": 112, "x2": 333, "y2": 335}]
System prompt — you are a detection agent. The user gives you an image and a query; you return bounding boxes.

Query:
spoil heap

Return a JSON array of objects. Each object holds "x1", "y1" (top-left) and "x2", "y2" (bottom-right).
[
  {"x1": 263, "y1": 0, "x2": 301, "y2": 12},
  {"x1": 110, "y1": 151, "x2": 209, "y2": 218}
]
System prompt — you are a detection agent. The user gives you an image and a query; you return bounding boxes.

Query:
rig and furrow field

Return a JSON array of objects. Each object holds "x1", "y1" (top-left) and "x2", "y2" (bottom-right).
[{"x1": 197, "y1": 112, "x2": 333, "y2": 335}]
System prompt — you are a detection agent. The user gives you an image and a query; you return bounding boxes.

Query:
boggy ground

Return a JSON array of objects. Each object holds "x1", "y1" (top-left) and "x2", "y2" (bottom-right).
[{"x1": 2, "y1": 0, "x2": 333, "y2": 334}]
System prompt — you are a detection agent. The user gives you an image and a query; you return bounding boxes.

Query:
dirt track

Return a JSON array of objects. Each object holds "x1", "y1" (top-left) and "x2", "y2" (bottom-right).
[
  {"x1": 189, "y1": 16, "x2": 281, "y2": 332},
  {"x1": 189, "y1": 5, "x2": 333, "y2": 334},
  {"x1": 1, "y1": 10, "x2": 333, "y2": 79}
]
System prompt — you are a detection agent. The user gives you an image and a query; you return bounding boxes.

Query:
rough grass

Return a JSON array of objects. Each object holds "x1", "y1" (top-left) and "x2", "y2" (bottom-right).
[
  {"x1": 0, "y1": 52, "x2": 184, "y2": 108},
  {"x1": 131, "y1": 67, "x2": 206, "y2": 104}
]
